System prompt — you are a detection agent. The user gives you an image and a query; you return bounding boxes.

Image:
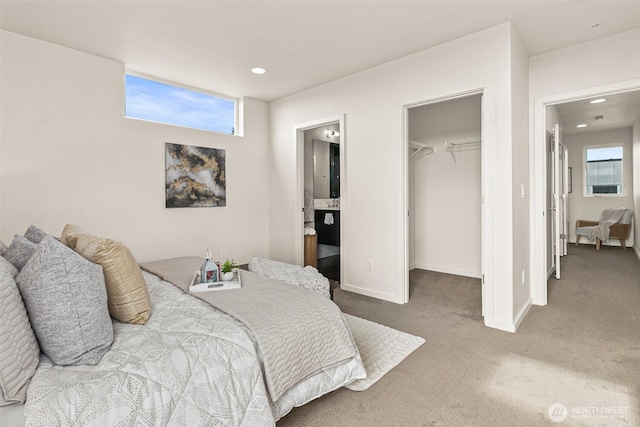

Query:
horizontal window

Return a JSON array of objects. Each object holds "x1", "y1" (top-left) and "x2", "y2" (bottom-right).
[{"x1": 125, "y1": 74, "x2": 237, "y2": 135}]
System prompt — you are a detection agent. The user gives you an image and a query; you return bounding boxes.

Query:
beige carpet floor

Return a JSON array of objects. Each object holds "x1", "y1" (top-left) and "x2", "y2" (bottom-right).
[{"x1": 277, "y1": 245, "x2": 640, "y2": 426}]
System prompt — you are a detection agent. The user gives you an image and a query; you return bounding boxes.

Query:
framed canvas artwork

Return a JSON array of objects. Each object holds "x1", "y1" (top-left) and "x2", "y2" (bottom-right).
[{"x1": 165, "y1": 143, "x2": 226, "y2": 207}]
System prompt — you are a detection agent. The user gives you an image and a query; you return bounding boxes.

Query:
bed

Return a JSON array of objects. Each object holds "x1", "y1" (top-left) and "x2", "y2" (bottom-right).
[{"x1": 0, "y1": 225, "x2": 365, "y2": 426}]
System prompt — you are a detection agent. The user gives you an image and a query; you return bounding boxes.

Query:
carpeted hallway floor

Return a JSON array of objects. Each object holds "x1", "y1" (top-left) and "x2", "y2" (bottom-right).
[{"x1": 277, "y1": 245, "x2": 640, "y2": 426}]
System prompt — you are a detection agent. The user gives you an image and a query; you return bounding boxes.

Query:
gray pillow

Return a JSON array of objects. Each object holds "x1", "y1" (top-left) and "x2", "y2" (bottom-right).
[
  {"x1": 0, "y1": 256, "x2": 40, "y2": 405},
  {"x1": 5, "y1": 235, "x2": 38, "y2": 271},
  {"x1": 16, "y1": 235, "x2": 113, "y2": 366},
  {"x1": 24, "y1": 225, "x2": 48, "y2": 243}
]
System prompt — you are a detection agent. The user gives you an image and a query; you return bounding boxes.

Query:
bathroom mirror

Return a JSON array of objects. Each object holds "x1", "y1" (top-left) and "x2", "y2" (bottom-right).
[{"x1": 313, "y1": 139, "x2": 340, "y2": 198}]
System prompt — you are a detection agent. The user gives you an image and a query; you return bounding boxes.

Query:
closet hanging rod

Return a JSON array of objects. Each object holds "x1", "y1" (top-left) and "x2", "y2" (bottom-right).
[{"x1": 445, "y1": 137, "x2": 481, "y2": 149}]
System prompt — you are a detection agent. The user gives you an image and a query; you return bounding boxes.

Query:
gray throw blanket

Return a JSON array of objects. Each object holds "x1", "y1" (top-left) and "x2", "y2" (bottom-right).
[
  {"x1": 140, "y1": 257, "x2": 357, "y2": 402},
  {"x1": 587, "y1": 208, "x2": 627, "y2": 243}
]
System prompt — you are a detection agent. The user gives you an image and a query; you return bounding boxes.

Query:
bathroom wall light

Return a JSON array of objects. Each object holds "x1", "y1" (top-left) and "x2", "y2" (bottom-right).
[
  {"x1": 576, "y1": 124, "x2": 587, "y2": 128},
  {"x1": 251, "y1": 67, "x2": 266, "y2": 74},
  {"x1": 590, "y1": 98, "x2": 606, "y2": 104},
  {"x1": 325, "y1": 130, "x2": 340, "y2": 138}
]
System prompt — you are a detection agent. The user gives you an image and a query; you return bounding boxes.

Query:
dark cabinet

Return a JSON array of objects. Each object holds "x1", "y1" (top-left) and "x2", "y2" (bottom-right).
[{"x1": 315, "y1": 210, "x2": 340, "y2": 246}]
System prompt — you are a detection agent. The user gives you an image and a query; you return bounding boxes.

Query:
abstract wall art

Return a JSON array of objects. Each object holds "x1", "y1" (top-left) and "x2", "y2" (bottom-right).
[{"x1": 165, "y1": 143, "x2": 226, "y2": 208}]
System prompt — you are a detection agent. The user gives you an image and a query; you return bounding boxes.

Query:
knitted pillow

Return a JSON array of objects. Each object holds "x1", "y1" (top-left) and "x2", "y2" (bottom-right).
[
  {"x1": 0, "y1": 256, "x2": 39, "y2": 405},
  {"x1": 24, "y1": 225, "x2": 48, "y2": 244},
  {"x1": 75, "y1": 234, "x2": 150, "y2": 325},
  {"x1": 5, "y1": 235, "x2": 38, "y2": 271},
  {"x1": 16, "y1": 236, "x2": 113, "y2": 366}
]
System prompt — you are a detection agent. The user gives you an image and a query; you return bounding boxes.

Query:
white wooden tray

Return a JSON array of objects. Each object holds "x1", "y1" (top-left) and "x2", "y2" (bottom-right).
[{"x1": 189, "y1": 270, "x2": 242, "y2": 293}]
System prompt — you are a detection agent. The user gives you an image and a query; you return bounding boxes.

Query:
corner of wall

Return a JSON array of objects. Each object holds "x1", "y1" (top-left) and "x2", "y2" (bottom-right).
[{"x1": 509, "y1": 21, "x2": 532, "y2": 324}]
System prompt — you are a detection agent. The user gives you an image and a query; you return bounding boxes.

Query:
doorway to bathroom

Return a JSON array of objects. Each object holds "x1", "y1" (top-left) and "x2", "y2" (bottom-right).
[{"x1": 294, "y1": 115, "x2": 345, "y2": 285}]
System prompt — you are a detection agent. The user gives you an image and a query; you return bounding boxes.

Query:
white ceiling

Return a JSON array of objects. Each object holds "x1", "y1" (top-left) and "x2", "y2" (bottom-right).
[
  {"x1": 556, "y1": 90, "x2": 640, "y2": 135},
  {"x1": 1, "y1": 1, "x2": 639, "y2": 102}
]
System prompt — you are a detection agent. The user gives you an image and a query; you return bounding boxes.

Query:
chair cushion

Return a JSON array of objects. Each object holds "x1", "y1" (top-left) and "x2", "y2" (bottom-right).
[
  {"x1": 75, "y1": 234, "x2": 151, "y2": 324},
  {"x1": 0, "y1": 256, "x2": 40, "y2": 405},
  {"x1": 16, "y1": 236, "x2": 113, "y2": 366},
  {"x1": 576, "y1": 226, "x2": 596, "y2": 237}
]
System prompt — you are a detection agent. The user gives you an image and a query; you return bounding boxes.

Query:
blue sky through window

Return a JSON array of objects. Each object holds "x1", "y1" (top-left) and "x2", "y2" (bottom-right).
[
  {"x1": 125, "y1": 74, "x2": 236, "y2": 134},
  {"x1": 586, "y1": 146, "x2": 622, "y2": 162}
]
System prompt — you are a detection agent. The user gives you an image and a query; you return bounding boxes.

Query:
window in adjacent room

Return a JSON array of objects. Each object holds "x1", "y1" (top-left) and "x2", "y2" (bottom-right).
[
  {"x1": 125, "y1": 73, "x2": 237, "y2": 135},
  {"x1": 584, "y1": 144, "x2": 624, "y2": 196}
]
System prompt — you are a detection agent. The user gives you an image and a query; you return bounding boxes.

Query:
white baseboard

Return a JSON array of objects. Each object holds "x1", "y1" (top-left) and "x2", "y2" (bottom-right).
[
  {"x1": 513, "y1": 298, "x2": 533, "y2": 332},
  {"x1": 414, "y1": 263, "x2": 481, "y2": 279},
  {"x1": 409, "y1": 263, "x2": 417, "y2": 270},
  {"x1": 483, "y1": 317, "x2": 517, "y2": 333},
  {"x1": 635, "y1": 246, "x2": 640, "y2": 261},
  {"x1": 340, "y1": 283, "x2": 404, "y2": 304},
  {"x1": 483, "y1": 298, "x2": 532, "y2": 333}
]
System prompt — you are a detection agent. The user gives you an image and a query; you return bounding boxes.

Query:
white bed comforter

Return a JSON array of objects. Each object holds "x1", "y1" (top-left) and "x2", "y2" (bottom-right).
[{"x1": 23, "y1": 272, "x2": 365, "y2": 426}]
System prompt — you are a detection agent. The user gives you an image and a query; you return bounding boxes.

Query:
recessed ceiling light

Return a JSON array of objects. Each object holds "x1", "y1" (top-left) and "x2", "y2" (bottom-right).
[
  {"x1": 590, "y1": 98, "x2": 606, "y2": 104},
  {"x1": 577, "y1": 124, "x2": 587, "y2": 128},
  {"x1": 251, "y1": 67, "x2": 266, "y2": 75}
]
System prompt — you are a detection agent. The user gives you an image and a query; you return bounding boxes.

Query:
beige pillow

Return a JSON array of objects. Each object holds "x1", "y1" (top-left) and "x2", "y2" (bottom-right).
[
  {"x1": 75, "y1": 235, "x2": 150, "y2": 325},
  {"x1": 60, "y1": 224, "x2": 89, "y2": 250}
]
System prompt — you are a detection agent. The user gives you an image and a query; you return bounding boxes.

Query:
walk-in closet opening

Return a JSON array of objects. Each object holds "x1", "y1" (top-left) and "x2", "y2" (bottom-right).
[{"x1": 407, "y1": 93, "x2": 483, "y2": 317}]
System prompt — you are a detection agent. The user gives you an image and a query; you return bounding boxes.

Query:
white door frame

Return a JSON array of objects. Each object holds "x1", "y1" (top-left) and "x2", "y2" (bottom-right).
[
  {"x1": 294, "y1": 115, "x2": 346, "y2": 282},
  {"x1": 402, "y1": 87, "x2": 492, "y2": 318},
  {"x1": 530, "y1": 79, "x2": 640, "y2": 306}
]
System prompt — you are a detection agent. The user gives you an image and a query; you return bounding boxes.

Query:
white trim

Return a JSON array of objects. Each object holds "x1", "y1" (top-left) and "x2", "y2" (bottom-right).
[
  {"x1": 414, "y1": 263, "x2": 482, "y2": 279},
  {"x1": 483, "y1": 318, "x2": 517, "y2": 333},
  {"x1": 402, "y1": 85, "x2": 494, "y2": 324},
  {"x1": 513, "y1": 298, "x2": 533, "y2": 332},
  {"x1": 340, "y1": 283, "x2": 400, "y2": 303},
  {"x1": 293, "y1": 115, "x2": 346, "y2": 286},
  {"x1": 531, "y1": 79, "x2": 640, "y2": 307},
  {"x1": 635, "y1": 245, "x2": 640, "y2": 261}
]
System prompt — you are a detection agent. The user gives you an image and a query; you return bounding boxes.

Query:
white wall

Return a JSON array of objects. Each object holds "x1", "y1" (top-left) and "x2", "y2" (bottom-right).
[
  {"x1": 270, "y1": 23, "x2": 527, "y2": 331},
  {"x1": 565, "y1": 128, "x2": 634, "y2": 246},
  {"x1": 529, "y1": 28, "x2": 640, "y2": 305},
  {"x1": 0, "y1": 30, "x2": 270, "y2": 264},
  {"x1": 510, "y1": 27, "x2": 531, "y2": 323},
  {"x1": 408, "y1": 95, "x2": 482, "y2": 278}
]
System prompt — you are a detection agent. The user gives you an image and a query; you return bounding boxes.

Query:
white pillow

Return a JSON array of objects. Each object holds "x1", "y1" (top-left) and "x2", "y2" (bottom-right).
[{"x1": 0, "y1": 256, "x2": 40, "y2": 405}]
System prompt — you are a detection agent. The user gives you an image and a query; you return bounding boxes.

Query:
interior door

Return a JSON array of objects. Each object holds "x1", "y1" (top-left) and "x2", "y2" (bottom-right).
[
  {"x1": 562, "y1": 145, "x2": 569, "y2": 256},
  {"x1": 552, "y1": 123, "x2": 567, "y2": 279}
]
